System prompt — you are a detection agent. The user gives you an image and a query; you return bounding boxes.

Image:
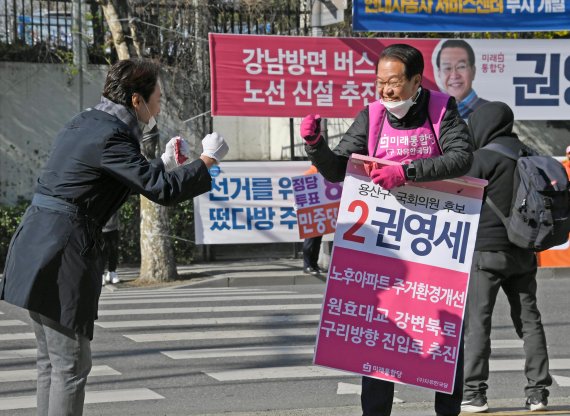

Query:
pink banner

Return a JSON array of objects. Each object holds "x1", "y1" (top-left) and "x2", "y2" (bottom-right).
[
  {"x1": 209, "y1": 35, "x2": 570, "y2": 120},
  {"x1": 209, "y1": 34, "x2": 439, "y2": 118},
  {"x1": 313, "y1": 154, "x2": 487, "y2": 393},
  {"x1": 318, "y1": 247, "x2": 466, "y2": 392}
]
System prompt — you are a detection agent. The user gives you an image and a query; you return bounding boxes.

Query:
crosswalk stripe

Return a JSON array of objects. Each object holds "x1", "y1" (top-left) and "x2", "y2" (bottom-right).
[
  {"x1": 96, "y1": 314, "x2": 320, "y2": 329},
  {"x1": 0, "y1": 365, "x2": 120, "y2": 383},
  {"x1": 490, "y1": 358, "x2": 570, "y2": 371},
  {"x1": 0, "y1": 332, "x2": 35, "y2": 341},
  {"x1": 99, "y1": 294, "x2": 322, "y2": 305},
  {"x1": 205, "y1": 359, "x2": 570, "y2": 382},
  {"x1": 125, "y1": 328, "x2": 316, "y2": 343},
  {"x1": 162, "y1": 345, "x2": 315, "y2": 359},
  {"x1": 161, "y1": 338, "x2": 525, "y2": 360},
  {"x1": 0, "y1": 388, "x2": 163, "y2": 410},
  {"x1": 98, "y1": 303, "x2": 322, "y2": 316},
  {"x1": 100, "y1": 288, "x2": 269, "y2": 296},
  {"x1": 0, "y1": 320, "x2": 27, "y2": 327},
  {"x1": 491, "y1": 339, "x2": 523, "y2": 348},
  {"x1": 0, "y1": 349, "x2": 36, "y2": 360},
  {"x1": 99, "y1": 290, "x2": 294, "y2": 300},
  {"x1": 552, "y1": 374, "x2": 570, "y2": 386},
  {"x1": 205, "y1": 359, "x2": 570, "y2": 381},
  {"x1": 336, "y1": 382, "x2": 405, "y2": 403},
  {"x1": 206, "y1": 365, "x2": 347, "y2": 381}
]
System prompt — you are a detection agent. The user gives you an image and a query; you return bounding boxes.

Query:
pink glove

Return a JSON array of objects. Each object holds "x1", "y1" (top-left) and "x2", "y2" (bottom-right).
[
  {"x1": 300, "y1": 114, "x2": 322, "y2": 145},
  {"x1": 370, "y1": 165, "x2": 406, "y2": 190}
]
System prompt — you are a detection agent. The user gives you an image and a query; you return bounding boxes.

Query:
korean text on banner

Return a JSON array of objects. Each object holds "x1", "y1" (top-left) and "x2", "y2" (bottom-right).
[
  {"x1": 353, "y1": 0, "x2": 570, "y2": 32},
  {"x1": 313, "y1": 154, "x2": 487, "y2": 393},
  {"x1": 292, "y1": 172, "x2": 343, "y2": 239},
  {"x1": 194, "y1": 161, "x2": 310, "y2": 245},
  {"x1": 209, "y1": 34, "x2": 570, "y2": 120}
]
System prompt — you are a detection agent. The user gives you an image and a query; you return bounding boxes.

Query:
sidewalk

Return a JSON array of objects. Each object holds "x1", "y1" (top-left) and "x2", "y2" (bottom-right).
[
  {"x1": 105, "y1": 258, "x2": 569, "y2": 290},
  {"x1": 106, "y1": 257, "x2": 325, "y2": 290}
]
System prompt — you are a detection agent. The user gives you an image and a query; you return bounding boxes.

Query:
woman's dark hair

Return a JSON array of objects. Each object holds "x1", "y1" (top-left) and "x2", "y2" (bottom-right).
[
  {"x1": 376, "y1": 44, "x2": 424, "y2": 80},
  {"x1": 435, "y1": 39, "x2": 476, "y2": 68},
  {"x1": 102, "y1": 59, "x2": 159, "y2": 108}
]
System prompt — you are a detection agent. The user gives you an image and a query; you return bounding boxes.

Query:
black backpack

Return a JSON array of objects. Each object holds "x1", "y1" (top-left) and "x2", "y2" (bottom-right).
[{"x1": 483, "y1": 142, "x2": 570, "y2": 252}]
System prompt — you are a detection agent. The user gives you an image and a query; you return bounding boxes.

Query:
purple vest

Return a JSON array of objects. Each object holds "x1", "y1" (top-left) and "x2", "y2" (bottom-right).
[{"x1": 367, "y1": 90, "x2": 450, "y2": 165}]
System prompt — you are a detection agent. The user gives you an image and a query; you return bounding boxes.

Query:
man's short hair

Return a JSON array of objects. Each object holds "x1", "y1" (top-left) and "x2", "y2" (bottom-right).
[
  {"x1": 102, "y1": 59, "x2": 160, "y2": 108},
  {"x1": 436, "y1": 40, "x2": 476, "y2": 68},
  {"x1": 376, "y1": 44, "x2": 424, "y2": 80}
]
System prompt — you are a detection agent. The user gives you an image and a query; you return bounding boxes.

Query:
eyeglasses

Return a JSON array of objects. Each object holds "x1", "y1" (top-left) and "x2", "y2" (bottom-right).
[
  {"x1": 375, "y1": 79, "x2": 405, "y2": 89},
  {"x1": 440, "y1": 63, "x2": 471, "y2": 75}
]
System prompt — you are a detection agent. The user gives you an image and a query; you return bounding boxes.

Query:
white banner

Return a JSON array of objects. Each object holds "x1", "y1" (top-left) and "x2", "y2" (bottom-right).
[{"x1": 194, "y1": 161, "x2": 310, "y2": 244}]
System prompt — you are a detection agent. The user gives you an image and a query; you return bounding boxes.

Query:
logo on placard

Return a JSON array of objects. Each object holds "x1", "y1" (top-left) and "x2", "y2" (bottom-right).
[{"x1": 209, "y1": 165, "x2": 221, "y2": 177}]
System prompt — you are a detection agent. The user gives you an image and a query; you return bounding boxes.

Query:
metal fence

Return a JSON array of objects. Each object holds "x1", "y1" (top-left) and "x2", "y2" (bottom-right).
[
  {"x1": 0, "y1": 0, "x2": 309, "y2": 63},
  {"x1": 1, "y1": 0, "x2": 105, "y2": 49}
]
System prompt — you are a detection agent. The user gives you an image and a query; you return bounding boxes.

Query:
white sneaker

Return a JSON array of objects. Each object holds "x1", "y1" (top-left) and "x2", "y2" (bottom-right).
[
  {"x1": 109, "y1": 271, "x2": 120, "y2": 284},
  {"x1": 102, "y1": 274, "x2": 106, "y2": 286},
  {"x1": 104, "y1": 271, "x2": 112, "y2": 283}
]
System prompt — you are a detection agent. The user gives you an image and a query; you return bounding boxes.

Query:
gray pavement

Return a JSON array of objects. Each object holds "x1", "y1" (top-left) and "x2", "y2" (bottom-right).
[
  {"x1": 106, "y1": 257, "x2": 570, "y2": 290},
  {"x1": 105, "y1": 257, "x2": 324, "y2": 290}
]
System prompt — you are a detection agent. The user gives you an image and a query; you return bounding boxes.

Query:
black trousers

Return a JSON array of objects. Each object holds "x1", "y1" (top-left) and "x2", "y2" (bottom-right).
[
  {"x1": 463, "y1": 248, "x2": 551, "y2": 399},
  {"x1": 302, "y1": 236, "x2": 322, "y2": 268},
  {"x1": 361, "y1": 340, "x2": 464, "y2": 416},
  {"x1": 102, "y1": 230, "x2": 119, "y2": 272}
]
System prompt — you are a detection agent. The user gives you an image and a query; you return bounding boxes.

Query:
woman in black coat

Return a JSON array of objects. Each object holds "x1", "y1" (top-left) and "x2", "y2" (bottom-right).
[{"x1": 0, "y1": 59, "x2": 228, "y2": 416}]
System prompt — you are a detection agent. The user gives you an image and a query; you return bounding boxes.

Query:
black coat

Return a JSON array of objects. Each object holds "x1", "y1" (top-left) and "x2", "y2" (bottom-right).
[
  {"x1": 1, "y1": 101, "x2": 212, "y2": 339},
  {"x1": 466, "y1": 101, "x2": 526, "y2": 251},
  {"x1": 305, "y1": 88, "x2": 473, "y2": 183}
]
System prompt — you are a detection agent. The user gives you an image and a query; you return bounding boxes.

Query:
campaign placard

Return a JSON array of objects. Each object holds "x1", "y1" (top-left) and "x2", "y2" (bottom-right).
[
  {"x1": 313, "y1": 154, "x2": 487, "y2": 393},
  {"x1": 292, "y1": 173, "x2": 343, "y2": 239}
]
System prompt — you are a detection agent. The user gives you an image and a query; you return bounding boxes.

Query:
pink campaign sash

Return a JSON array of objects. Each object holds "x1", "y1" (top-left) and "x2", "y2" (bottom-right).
[{"x1": 367, "y1": 90, "x2": 450, "y2": 164}]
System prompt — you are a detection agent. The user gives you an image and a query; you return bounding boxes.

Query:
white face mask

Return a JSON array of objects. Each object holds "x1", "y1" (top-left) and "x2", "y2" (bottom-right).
[
  {"x1": 381, "y1": 87, "x2": 422, "y2": 119},
  {"x1": 143, "y1": 101, "x2": 157, "y2": 132}
]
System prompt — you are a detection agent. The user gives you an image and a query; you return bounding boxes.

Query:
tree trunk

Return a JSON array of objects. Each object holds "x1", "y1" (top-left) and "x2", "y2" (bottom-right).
[{"x1": 98, "y1": 0, "x2": 178, "y2": 283}]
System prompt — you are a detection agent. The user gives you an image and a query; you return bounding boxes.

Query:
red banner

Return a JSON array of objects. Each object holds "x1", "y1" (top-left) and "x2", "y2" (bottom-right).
[{"x1": 209, "y1": 34, "x2": 439, "y2": 118}]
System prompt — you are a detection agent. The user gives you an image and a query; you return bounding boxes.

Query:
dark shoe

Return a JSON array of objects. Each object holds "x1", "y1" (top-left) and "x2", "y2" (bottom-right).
[
  {"x1": 525, "y1": 391, "x2": 548, "y2": 411},
  {"x1": 312, "y1": 265, "x2": 326, "y2": 274},
  {"x1": 303, "y1": 267, "x2": 319, "y2": 276},
  {"x1": 461, "y1": 395, "x2": 488, "y2": 413}
]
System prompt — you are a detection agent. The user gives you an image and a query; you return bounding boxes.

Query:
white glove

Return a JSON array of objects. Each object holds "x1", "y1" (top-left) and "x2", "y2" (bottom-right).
[
  {"x1": 161, "y1": 137, "x2": 191, "y2": 172},
  {"x1": 201, "y1": 132, "x2": 229, "y2": 162}
]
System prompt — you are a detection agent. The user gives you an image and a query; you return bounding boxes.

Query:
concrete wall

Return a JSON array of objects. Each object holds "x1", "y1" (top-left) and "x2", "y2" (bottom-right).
[
  {"x1": 1, "y1": 61, "x2": 569, "y2": 206},
  {"x1": 0, "y1": 62, "x2": 108, "y2": 204}
]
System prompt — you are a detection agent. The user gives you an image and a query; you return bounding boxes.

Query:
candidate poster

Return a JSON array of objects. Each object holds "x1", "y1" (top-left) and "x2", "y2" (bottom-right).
[
  {"x1": 353, "y1": 0, "x2": 569, "y2": 32},
  {"x1": 194, "y1": 161, "x2": 310, "y2": 244},
  {"x1": 209, "y1": 34, "x2": 570, "y2": 120},
  {"x1": 291, "y1": 173, "x2": 343, "y2": 239},
  {"x1": 313, "y1": 154, "x2": 487, "y2": 393}
]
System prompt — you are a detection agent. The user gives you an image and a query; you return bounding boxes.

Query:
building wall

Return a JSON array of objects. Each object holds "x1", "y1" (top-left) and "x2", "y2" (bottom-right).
[{"x1": 0, "y1": 62, "x2": 108, "y2": 204}]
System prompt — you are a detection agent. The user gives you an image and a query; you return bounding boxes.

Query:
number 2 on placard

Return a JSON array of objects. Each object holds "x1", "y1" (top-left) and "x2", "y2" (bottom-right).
[{"x1": 342, "y1": 200, "x2": 368, "y2": 243}]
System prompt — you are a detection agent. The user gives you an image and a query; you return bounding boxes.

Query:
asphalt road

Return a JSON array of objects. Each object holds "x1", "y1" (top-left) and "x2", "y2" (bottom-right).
[{"x1": 0, "y1": 274, "x2": 569, "y2": 416}]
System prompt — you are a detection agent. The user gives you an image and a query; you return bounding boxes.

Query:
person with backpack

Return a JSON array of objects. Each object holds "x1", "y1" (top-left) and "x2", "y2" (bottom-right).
[
  {"x1": 461, "y1": 101, "x2": 553, "y2": 413},
  {"x1": 301, "y1": 43, "x2": 473, "y2": 416}
]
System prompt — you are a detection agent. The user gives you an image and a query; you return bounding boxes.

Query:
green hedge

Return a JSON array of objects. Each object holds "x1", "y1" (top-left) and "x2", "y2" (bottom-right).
[{"x1": 0, "y1": 196, "x2": 196, "y2": 270}]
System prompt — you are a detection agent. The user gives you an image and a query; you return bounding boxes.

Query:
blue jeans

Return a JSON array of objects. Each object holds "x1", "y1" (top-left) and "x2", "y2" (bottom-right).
[{"x1": 30, "y1": 311, "x2": 92, "y2": 416}]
